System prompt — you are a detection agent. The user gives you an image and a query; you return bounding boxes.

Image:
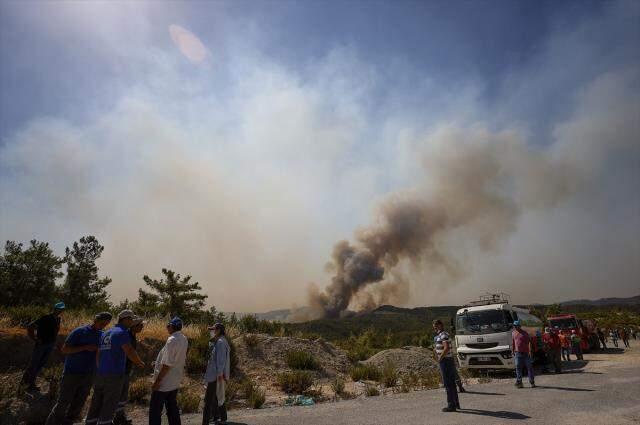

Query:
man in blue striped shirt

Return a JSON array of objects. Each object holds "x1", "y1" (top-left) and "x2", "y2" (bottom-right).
[{"x1": 433, "y1": 319, "x2": 460, "y2": 412}]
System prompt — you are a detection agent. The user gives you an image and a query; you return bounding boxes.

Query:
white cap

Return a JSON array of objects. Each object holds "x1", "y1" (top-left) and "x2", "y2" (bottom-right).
[{"x1": 117, "y1": 309, "x2": 136, "y2": 320}]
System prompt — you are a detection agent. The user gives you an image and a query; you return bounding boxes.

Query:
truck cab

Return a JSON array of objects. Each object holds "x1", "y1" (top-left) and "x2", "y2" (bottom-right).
[
  {"x1": 454, "y1": 295, "x2": 543, "y2": 370},
  {"x1": 547, "y1": 313, "x2": 594, "y2": 351}
]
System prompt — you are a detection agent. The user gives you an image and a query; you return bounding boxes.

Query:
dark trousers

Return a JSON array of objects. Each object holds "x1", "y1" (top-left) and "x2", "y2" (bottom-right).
[
  {"x1": 114, "y1": 373, "x2": 131, "y2": 420},
  {"x1": 599, "y1": 338, "x2": 607, "y2": 350},
  {"x1": 202, "y1": 382, "x2": 227, "y2": 425},
  {"x1": 22, "y1": 342, "x2": 55, "y2": 387},
  {"x1": 548, "y1": 348, "x2": 561, "y2": 373},
  {"x1": 85, "y1": 374, "x2": 125, "y2": 425},
  {"x1": 438, "y1": 357, "x2": 459, "y2": 409},
  {"x1": 45, "y1": 373, "x2": 93, "y2": 425},
  {"x1": 149, "y1": 389, "x2": 181, "y2": 425}
]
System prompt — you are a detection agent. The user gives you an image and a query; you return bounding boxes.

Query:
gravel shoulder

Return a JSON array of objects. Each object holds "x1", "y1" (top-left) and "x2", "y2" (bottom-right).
[{"x1": 183, "y1": 340, "x2": 640, "y2": 425}]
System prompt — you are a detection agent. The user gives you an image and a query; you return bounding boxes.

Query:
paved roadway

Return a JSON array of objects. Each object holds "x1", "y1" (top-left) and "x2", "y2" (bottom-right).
[{"x1": 184, "y1": 340, "x2": 640, "y2": 425}]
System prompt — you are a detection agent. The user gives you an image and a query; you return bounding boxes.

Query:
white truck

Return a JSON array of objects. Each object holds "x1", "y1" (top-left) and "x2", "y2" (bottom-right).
[{"x1": 454, "y1": 294, "x2": 543, "y2": 370}]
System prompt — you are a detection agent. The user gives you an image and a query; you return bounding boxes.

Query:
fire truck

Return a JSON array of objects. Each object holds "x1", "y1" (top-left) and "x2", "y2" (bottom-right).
[{"x1": 547, "y1": 313, "x2": 599, "y2": 351}]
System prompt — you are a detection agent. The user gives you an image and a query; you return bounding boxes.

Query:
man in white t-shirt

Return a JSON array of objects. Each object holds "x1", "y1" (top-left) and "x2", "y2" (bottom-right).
[{"x1": 149, "y1": 317, "x2": 188, "y2": 425}]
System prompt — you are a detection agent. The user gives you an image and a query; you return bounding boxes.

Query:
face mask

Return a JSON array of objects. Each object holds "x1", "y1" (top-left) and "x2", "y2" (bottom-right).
[{"x1": 210, "y1": 330, "x2": 216, "y2": 338}]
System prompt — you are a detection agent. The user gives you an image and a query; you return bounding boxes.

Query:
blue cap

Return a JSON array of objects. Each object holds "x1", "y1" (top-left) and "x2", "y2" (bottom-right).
[
  {"x1": 54, "y1": 302, "x2": 66, "y2": 310},
  {"x1": 513, "y1": 320, "x2": 521, "y2": 326},
  {"x1": 168, "y1": 317, "x2": 183, "y2": 330}
]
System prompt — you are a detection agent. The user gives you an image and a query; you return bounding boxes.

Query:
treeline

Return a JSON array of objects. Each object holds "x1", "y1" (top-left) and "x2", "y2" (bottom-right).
[{"x1": 0, "y1": 237, "x2": 281, "y2": 330}]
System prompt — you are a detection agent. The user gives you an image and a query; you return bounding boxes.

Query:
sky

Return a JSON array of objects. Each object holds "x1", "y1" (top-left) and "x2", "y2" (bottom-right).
[{"x1": 1, "y1": 0, "x2": 638, "y2": 313}]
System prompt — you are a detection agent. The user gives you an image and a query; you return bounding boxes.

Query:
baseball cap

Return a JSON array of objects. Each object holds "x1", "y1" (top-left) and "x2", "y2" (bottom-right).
[
  {"x1": 131, "y1": 316, "x2": 144, "y2": 326},
  {"x1": 513, "y1": 320, "x2": 521, "y2": 326},
  {"x1": 94, "y1": 312, "x2": 113, "y2": 322},
  {"x1": 168, "y1": 317, "x2": 183, "y2": 330},
  {"x1": 54, "y1": 302, "x2": 66, "y2": 310},
  {"x1": 207, "y1": 322, "x2": 225, "y2": 331},
  {"x1": 117, "y1": 309, "x2": 136, "y2": 320}
]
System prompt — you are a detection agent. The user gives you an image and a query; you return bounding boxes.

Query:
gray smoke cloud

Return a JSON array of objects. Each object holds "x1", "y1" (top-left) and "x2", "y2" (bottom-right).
[{"x1": 310, "y1": 130, "x2": 576, "y2": 318}]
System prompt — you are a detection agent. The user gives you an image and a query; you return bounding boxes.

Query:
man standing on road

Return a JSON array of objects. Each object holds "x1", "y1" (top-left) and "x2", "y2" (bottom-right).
[
  {"x1": 22, "y1": 302, "x2": 66, "y2": 392},
  {"x1": 512, "y1": 320, "x2": 535, "y2": 388},
  {"x1": 85, "y1": 310, "x2": 144, "y2": 425},
  {"x1": 542, "y1": 327, "x2": 562, "y2": 374},
  {"x1": 570, "y1": 330, "x2": 584, "y2": 360},
  {"x1": 149, "y1": 317, "x2": 189, "y2": 425},
  {"x1": 432, "y1": 319, "x2": 460, "y2": 412},
  {"x1": 203, "y1": 322, "x2": 232, "y2": 425},
  {"x1": 46, "y1": 312, "x2": 112, "y2": 425},
  {"x1": 597, "y1": 328, "x2": 607, "y2": 350}
]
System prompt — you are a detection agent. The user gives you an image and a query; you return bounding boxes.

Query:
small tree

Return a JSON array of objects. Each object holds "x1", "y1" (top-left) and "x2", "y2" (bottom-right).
[
  {"x1": 0, "y1": 240, "x2": 65, "y2": 306},
  {"x1": 60, "y1": 236, "x2": 112, "y2": 309},
  {"x1": 138, "y1": 268, "x2": 207, "y2": 321}
]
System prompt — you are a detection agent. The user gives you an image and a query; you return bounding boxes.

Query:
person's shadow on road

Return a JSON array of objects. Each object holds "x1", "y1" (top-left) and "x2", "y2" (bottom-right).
[
  {"x1": 456, "y1": 409, "x2": 530, "y2": 420},
  {"x1": 535, "y1": 385, "x2": 595, "y2": 392},
  {"x1": 461, "y1": 390, "x2": 505, "y2": 396}
]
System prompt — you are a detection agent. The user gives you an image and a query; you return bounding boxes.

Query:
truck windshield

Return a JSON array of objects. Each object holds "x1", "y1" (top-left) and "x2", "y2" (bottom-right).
[
  {"x1": 548, "y1": 318, "x2": 578, "y2": 329},
  {"x1": 456, "y1": 310, "x2": 513, "y2": 335}
]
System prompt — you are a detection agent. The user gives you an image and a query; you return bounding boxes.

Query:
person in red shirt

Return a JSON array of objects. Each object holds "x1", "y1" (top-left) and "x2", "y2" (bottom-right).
[
  {"x1": 512, "y1": 320, "x2": 535, "y2": 388},
  {"x1": 542, "y1": 327, "x2": 562, "y2": 373}
]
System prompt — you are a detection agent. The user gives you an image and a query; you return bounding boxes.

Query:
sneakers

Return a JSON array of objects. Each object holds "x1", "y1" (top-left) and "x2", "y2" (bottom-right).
[
  {"x1": 442, "y1": 406, "x2": 456, "y2": 412},
  {"x1": 515, "y1": 382, "x2": 523, "y2": 388},
  {"x1": 458, "y1": 386, "x2": 466, "y2": 393},
  {"x1": 530, "y1": 382, "x2": 536, "y2": 388}
]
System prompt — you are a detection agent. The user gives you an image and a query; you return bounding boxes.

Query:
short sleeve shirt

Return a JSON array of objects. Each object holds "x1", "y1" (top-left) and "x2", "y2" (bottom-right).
[
  {"x1": 97, "y1": 324, "x2": 131, "y2": 375},
  {"x1": 153, "y1": 331, "x2": 188, "y2": 392},
  {"x1": 434, "y1": 330, "x2": 452, "y2": 359},
  {"x1": 32, "y1": 314, "x2": 60, "y2": 344},
  {"x1": 63, "y1": 325, "x2": 102, "y2": 374},
  {"x1": 512, "y1": 329, "x2": 531, "y2": 353}
]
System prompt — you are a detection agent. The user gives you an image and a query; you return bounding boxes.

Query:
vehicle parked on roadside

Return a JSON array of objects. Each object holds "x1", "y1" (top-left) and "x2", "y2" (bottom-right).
[
  {"x1": 454, "y1": 294, "x2": 543, "y2": 370},
  {"x1": 547, "y1": 314, "x2": 598, "y2": 351}
]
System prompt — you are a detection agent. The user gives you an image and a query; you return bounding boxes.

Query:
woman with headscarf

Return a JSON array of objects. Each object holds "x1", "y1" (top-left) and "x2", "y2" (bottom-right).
[{"x1": 202, "y1": 322, "x2": 230, "y2": 425}]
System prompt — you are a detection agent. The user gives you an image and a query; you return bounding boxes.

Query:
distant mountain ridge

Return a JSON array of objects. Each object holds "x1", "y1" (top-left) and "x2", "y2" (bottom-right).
[
  {"x1": 559, "y1": 294, "x2": 640, "y2": 306},
  {"x1": 250, "y1": 294, "x2": 639, "y2": 323}
]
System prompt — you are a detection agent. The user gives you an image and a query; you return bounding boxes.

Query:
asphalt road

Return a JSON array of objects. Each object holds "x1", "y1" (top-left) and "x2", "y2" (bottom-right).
[{"x1": 184, "y1": 340, "x2": 640, "y2": 425}]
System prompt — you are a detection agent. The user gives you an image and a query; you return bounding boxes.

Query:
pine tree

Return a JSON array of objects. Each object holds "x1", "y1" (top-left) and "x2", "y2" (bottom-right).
[
  {"x1": 61, "y1": 236, "x2": 112, "y2": 309},
  {"x1": 138, "y1": 268, "x2": 207, "y2": 321},
  {"x1": 0, "y1": 240, "x2": 65, "y2": 306}
]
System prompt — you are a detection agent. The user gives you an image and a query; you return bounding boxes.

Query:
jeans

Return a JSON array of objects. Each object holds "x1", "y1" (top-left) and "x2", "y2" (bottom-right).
[
  {"x1": 149, "y1": 389, "x2": 181, "y2": 425},
  {"x1": 22, "y1": 342, "x2": 55, "y2": 387},
  {"x1": 202, "y1": 381, "x2": 227, "y2": 425},
  {"x1": 561, "y1": 347, "x2": 571, "y2": 361},
  {"x1": 514, "y1": 352, "x2": 535, "y2": 384},
  {"x1": 46, "y1": 373, "x2": 94, "y2": 425},
  {"x1": 85, "y1": 374, "x2": 125, "y2": 425},
  {"x1": 438, "y1": 357, "x2": 459, "y2": 409}
]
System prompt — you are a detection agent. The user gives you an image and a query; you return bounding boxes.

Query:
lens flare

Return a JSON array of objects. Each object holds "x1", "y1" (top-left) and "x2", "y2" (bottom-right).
[{"x1": 169, "y1": 24, "x2": 208, "y2": 63}]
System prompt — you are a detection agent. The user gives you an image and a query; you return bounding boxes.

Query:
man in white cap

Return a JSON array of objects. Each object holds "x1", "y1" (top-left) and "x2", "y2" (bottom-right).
[{"x1": 85, "y1": 310, "x2": 144, "y2": 425}]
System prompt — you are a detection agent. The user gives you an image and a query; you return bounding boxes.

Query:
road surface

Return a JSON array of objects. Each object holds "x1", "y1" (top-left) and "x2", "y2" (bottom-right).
[{"x1": 184, "y1": 340, "x2": 640, "y2": 425}]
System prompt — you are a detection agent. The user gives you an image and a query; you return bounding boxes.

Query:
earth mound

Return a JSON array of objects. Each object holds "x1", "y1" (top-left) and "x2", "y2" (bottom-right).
[{"x1": 361, "y1": 346, "x2": 437, "y2": 375}]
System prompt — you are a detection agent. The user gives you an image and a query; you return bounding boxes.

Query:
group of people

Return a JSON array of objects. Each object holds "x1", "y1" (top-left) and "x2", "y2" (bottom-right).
[
  {"x1": 432, "y1": 318, "x2": 634, "y2": 413},
  {"x1": 21, "y1": 303, "x2": 232, "y2": 425},
  {"x1": 606, "y1": 327, "x2": 634, "y2": 348}
]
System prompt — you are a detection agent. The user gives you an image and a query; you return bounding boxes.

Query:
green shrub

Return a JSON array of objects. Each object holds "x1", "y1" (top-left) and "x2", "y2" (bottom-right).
[
  {"x1": 349, "y1": 364, "x2": 381, "y2": 382},
  {"x1": 276, "y1": 371, "x2": 314, "y2": 394},
  {"x1": 244, "y1": 334, "x2": 260, "y2": 351},
  {"x1": 249, "y1": 386, "x2": 266, "y2": 409},
  {"x1": 225, "y1": 379, "x2": 241, "y2": 405},
  {"x1": 365, "y1": 384, "x2": 380, "y2": 397},
  {"x1": 5, "y1": 305, "x2": 49, "y2": 327},
  {"x1": 330, "y1": 376, "x2": 345, "y2": 396},
  {"x1": 128, "y1": 378, "x2": 151, "y2": 404},
  {"x1": 177, "y1": 387, "x2": 200, "y2": 413},
  {"x1": 285, "y1": 350, "x2": 320, "y2": 370},
  {"x1": 419, "y1": 369, "x2": 441, "y2": 389},
  {"x1": 380, "y1": 361, "x2": 398, "y2": 388}
]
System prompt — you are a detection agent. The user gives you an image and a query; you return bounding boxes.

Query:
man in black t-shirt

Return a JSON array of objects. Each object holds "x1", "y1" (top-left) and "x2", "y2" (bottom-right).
[{"x1": 21, "y1": 302, "x2": 65, "y2": 391}]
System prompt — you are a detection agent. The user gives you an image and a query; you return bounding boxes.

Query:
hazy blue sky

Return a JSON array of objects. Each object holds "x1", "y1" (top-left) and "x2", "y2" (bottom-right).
[{"x1": 1, "y1": 1, "x2": 638, "y2": 311}]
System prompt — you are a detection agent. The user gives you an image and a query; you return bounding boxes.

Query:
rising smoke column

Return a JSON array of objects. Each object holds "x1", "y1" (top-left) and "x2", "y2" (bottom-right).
[{"x1": 312, "y1": 128, "x2": 573, "y2": 318}]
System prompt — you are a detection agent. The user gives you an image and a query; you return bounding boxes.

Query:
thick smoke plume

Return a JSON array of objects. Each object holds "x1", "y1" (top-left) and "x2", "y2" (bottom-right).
[{"x1": 311, "y1": 130, "x2": 573, "y2": 318}]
